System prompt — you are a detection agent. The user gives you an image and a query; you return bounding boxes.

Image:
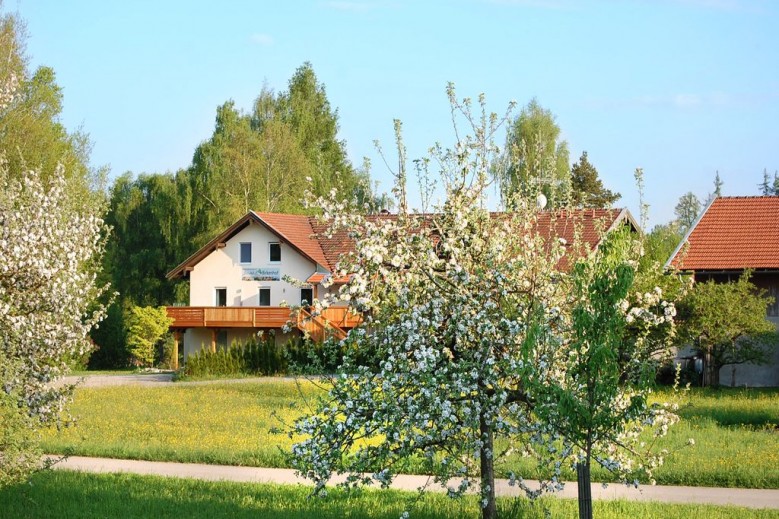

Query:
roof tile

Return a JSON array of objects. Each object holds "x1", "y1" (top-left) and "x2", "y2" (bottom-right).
[{"x1": 671, "y1": 196, "x2": 779, "y2": 270}]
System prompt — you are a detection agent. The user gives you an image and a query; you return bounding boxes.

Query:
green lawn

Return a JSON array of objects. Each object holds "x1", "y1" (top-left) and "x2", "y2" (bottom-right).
[
  {"x1": 42, "y1": 381, "x2": 779, "y2": 488},
  {"x1": 1, "y1": 471, "x2": 776, "y2": 519}
]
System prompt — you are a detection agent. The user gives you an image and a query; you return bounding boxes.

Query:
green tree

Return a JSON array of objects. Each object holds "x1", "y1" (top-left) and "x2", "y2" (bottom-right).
[
  {"x1": 0, "y1": 12, "x2": 103, "y2": 207},
  {"x1": 186, "y1": 63, "x2": 382, "y2": 250},
  {"x1": 187, "y1": 101, "x2": 313, "y2": 246},
  {"x1": 676, "y1": 273, "x2": 777, "y2": 387},
  {"x1": 496, "y1": 98, "x2": 571, "y2": 208},
  {"x1": 640, "y1": 223, "x2": 684, "y2": 272},
  {"x1": 569, "y1": 151, "x2": 620, "y2": 208},
  {"x1": 534, "y1": 229, "x2": 679, "y2": 519},
  {"x1": 703, "y1": 171, "x2": 724, "y2": 207},
  {"x1": 674, "y1": 192, "x2": 701, "y2": 231},
  {"x1": 91, "y1": 171, "x2": 191, "y2": 367},
  {"x1": 713, "y1": 171, "x2": 723, "y2": 197},
  {"x1": 125, "y1": 306, "x2": 173, "y2": 368},
  {"x1": 759, "y1": 168, "x2": 772, "y2": 195}
]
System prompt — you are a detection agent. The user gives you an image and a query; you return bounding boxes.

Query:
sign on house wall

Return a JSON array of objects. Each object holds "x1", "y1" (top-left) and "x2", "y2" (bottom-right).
[{"x1": 242, "y1": 268, "x2": 280, "y2": 281}]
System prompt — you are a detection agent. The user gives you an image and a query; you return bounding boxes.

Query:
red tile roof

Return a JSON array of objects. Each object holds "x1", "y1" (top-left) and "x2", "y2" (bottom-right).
[
  {"x1": 253, "y1": 212, "x2": 329, "y2": 268},
  {"x1": 169, "y1": 208, "x2": 636, "y2": 278},
  {"x1": 309, "y1": 209, "x2": 633, "y2": 272},
  {"x1": 669, "y1": 196, "x2": 779, "y2": 271}
]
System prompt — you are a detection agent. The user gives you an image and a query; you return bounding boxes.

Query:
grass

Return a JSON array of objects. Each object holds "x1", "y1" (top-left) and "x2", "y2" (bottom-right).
[
  {"x1": 41, "y1": 381, "x2": 779, "y2": 488},
  {"x1": 44, "y1": 380, "x2": 317, "y2": 467},
  {"x1": 1, "y1": 470, "x2": 776, "y2": 519}
]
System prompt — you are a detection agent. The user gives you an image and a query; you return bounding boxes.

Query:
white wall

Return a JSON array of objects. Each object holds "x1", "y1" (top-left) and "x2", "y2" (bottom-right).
[{"x1": 189, "y1": 222, "x2": 318, "y2": 307}]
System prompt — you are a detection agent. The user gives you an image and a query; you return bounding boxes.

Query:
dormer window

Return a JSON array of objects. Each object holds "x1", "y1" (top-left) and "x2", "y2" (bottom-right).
[
  {"x1": 269, "y1": 242, "x2": 281, "y2": 262},
  {"x1": 240, "y1": 243, "x2": 252, "y2": 263}
]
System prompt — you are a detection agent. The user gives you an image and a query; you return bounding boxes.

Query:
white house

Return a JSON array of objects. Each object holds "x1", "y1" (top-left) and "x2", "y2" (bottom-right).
[
  {"x1": 165, "y1": 211, "x2": 359, "y2": 366},
  {"x1": 166, "y1": 208, "x2": 638, "y2": 367}
]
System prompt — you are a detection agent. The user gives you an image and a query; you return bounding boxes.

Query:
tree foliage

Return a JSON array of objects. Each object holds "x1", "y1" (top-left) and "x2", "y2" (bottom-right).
[
  {"x1": 289, "y1": 87, "x2": 681, "y2": 519},
  {"x1": 93, "y1": 62, "x2": 384, "y2": 366},
  {"x1": 0, "y1": 11, "x2": 103, "y2": 208},
  {"x1": 0, "y1": 163, "x2": 108, "y2": 485},
  {"x1": 759, "y1": 168, "x2": 778, "y2": 196},
  {"x1": 675, "y1": 273, "x2": 777, "y2": 387},
  {"x1": 125, "y1": 305, "x2": 173, "y2": 367},
  {"x1": 673, "y1": 192, "x2": 701, "y2": 231},
  {"x1": 496, "y1": 98, "x2": 571, "y2": 208},
  {"x1": 90, "y1": 171, "x2": 190, "y2": 367},
  {"x1": 186, "y1": 62, "x2": 380, "y2": 248},
  {"x1": 569, "y1": 151, "x2": 620, "y2": 208},
  {"x1": 532, "y1": 229, "x2": 680, "y2": 519}
]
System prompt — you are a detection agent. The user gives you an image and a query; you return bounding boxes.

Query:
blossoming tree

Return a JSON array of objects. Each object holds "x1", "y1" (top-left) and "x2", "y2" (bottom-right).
[
  {"x1": 0, "y1": 157, "x2": 108, "y2": 484},
  {"x1": 289, "y1": 88, "x2": 681, "y2": 519}
]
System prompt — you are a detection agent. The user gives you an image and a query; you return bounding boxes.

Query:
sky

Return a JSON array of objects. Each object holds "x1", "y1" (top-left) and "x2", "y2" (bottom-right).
[{"x1": 7, "y1": 0, "x2": 779, "y2": 228}]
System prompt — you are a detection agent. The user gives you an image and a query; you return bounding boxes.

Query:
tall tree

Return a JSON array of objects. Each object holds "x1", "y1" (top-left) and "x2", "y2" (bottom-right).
[
  {"x1": 569, "y1": 151, "x2": 620, "y2": 208},
  {"x1": 496, "y1": 98, "x2": 571, "y2": 208},
  {"x1": 185, "y1": 62, "x2": 382, "y2": 251},
  {"x1": 92, "y1": 171, "x2": 190, "y2": 367},
  {"x1": 713, "y1": 171, "x2": 723, "y2": 197},
  {"x1": 0, "y1": 12, "x2": 103, "y2": 206},
  {"x1": 759, "y1": 168, "x2": 772, "y2": 195},
  {"x1": 187, "y1": 101, "x2": 313, "y2": 248},
  {"x1": 674, "y1": 192, "x2": 701, "y2": 231},
  {"x1": 703, "y1": 171, "x2": 724, "y2": 207}
]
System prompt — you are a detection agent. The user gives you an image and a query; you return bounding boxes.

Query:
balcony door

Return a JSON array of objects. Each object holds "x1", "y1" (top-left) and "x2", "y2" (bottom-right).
[
  {"x1": 300, "y1": 288, "x2": 313, "y2": 308},
  {"x1": 259, "y1": 287, "x2": 271, "y2": 306}
]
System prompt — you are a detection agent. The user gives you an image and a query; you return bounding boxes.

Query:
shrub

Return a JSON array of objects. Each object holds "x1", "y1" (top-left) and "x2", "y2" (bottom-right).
[
  {"x1": 180, "y1": 335, "x2": 339, "y2": 378},
  {"x1": 125, "y1": 306, "x2": 173, "y2": 368}
]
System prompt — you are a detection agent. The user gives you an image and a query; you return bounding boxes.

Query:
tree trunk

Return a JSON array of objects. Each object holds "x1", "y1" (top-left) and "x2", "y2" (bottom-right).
[
  {"x1": 703, "y1": 351, "x2": 720, "y2": 387},
  {"x1": 480, "y1": 415, "x2": 497, "y2": 519},
  {"x1": 576, "y1": 460, "x2": 593, "y2": 519}
]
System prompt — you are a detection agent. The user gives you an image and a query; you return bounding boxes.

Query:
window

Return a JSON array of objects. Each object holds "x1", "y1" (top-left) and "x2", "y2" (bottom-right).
[
  {"x1": 269, "y1": 242, "x2": 281, "y2": 262},
  {"x1": 259, "y1": 287, "x2": 271, "y2": 307},
  {"x1": 215, "y1": 288, "x2": 227, "y2": 307},
  {"x1": 301, "y1": 288, "x2": 313, "y2": 307},
  {"x1": 240, "y1": 242, "x2": 252, "y2": 263},
  {"x1": 768, "y1": 285, "x2": 779, "y2": 317}
]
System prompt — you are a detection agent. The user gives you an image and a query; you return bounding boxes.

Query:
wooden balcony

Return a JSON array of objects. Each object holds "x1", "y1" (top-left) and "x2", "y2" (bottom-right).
[{"x1": 166, "y1": 306, "x2": 361, "y2": 331}]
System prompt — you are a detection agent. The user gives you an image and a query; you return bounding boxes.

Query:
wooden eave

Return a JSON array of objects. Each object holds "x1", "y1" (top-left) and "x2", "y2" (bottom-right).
[{"x1": 606, "y1": 208, "x2": 641, "y2": 238}]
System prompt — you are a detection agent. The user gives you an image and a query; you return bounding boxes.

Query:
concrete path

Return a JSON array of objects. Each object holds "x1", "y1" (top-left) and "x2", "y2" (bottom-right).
[{"x1": 50, "y1": 455, "x2": 779, "y2": 510}]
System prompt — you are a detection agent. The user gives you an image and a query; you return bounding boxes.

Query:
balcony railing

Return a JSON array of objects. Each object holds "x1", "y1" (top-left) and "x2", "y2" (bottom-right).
[{"x1": 166, "y1": 306, "x2": 361, "y2": 332}]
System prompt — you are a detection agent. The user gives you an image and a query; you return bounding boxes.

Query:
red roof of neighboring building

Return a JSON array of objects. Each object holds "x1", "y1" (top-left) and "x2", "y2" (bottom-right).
[
  {"x1": 168, "y1": 208, "x2": 637, "y2": 279},
  {"x1": 669, "y1": 196, "x2": 779, "y2": 271}
]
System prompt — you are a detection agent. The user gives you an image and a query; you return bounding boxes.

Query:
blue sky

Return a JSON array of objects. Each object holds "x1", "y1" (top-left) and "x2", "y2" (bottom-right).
[{"x1": 9, "y1": 0, "x2": 779, "y2": 227}]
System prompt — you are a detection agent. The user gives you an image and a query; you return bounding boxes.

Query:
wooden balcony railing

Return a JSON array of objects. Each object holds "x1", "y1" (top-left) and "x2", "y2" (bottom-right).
[{"x1": 166, "y1": 306, "x2": 362, "y2": 333}]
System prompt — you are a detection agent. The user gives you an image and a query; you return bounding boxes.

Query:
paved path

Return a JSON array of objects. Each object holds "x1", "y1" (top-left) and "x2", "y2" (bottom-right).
[{"x1": 50, "y1": 455, "x2": 779, "y2": 510}]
